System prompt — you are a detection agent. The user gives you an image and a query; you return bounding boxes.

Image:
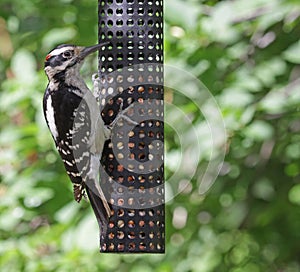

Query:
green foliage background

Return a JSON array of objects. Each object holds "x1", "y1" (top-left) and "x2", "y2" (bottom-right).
[{"x1": 1, "y1": 0, "x2": 300, "y2": 271}]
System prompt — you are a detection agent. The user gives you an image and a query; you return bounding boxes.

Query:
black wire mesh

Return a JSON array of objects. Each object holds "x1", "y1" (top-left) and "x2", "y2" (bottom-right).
[{"x1": 97, "y1": 0, "x2": 164, "y2": 253}]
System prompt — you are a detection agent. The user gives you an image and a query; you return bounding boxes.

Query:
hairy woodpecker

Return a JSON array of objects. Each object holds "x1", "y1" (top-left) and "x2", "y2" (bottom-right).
[{"x1": 43, "y1": 43, "x2": 111, "y2": 237}]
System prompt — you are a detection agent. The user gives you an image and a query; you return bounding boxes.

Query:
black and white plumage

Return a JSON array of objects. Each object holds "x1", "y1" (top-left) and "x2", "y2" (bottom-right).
[{"x1": 43, "y1": 43, "x2": 111, "y2": 236}]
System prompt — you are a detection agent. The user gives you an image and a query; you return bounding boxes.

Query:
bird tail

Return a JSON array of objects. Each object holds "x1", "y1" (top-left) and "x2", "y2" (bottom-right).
[{"x1": 85, "y1": 181, "x2": 111, "y2": 239}]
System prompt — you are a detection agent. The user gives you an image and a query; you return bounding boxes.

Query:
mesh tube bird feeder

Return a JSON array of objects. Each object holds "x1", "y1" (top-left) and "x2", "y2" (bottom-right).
[{"x1": 97, "y1": 0, "x2": 164, "y2": 253}]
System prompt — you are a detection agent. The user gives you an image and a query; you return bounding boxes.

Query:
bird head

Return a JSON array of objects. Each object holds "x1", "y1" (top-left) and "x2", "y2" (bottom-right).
[{"x1": 44, "y1": 43, "x2": 107, "y2": 80}]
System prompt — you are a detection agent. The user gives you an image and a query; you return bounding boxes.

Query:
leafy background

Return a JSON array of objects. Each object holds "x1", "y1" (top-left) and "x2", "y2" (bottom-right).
[{"x1": 1, "y1": 0, "x2": 300, "y2": 271}]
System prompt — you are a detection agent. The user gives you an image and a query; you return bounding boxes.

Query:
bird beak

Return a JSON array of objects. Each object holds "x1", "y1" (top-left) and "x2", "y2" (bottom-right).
[{"x1": 78, "y1": 42, "x2": 109, "y2": 60}]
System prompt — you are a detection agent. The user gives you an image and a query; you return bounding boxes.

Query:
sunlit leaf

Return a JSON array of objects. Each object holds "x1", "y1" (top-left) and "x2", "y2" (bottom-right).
[
  {"x1": 11, "y1": 49, "x2": 36, "y2": 83},
  {"x1": 244, "y1": 120, "x2": 274, "y2": 141},
  {"x1": 284, "y1": 41, "x2": 300, "y2": 64},
  {"x1": 42, "y1": 27, "x2": 77, "y2": 50},
  {"x1": 288, "y1": 184, "x2": 300, "y2": 205}
]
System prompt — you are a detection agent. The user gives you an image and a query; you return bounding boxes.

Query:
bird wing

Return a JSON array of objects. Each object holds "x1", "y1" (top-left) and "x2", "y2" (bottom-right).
[
  {"x1": 67, "y1": 89, "x2": 111, "y2": 221},
  {"x1": 43, "y1": 86, "x2": 111, "y2": 233}
]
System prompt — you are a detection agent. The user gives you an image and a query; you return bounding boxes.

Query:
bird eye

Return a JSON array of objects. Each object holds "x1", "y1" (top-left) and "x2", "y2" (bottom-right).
[{"x1": 63, "y1": 50, "x2": 73, "y2": 59}]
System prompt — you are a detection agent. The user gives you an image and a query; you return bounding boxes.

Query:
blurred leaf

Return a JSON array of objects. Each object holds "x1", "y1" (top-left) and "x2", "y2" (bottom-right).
[
  {"x1": 284, "y1": 41, "x2": 300, "y2": 64},
  {"x1": 252, "y1": 178, "x2": 275, "y2": 201},
  {"x1": 164, "y1": 0, "x2": 200, "y2": 29},
  {"x1": 288, "y1": 184, "x2": 300, "y2": 205},
  {"x1": 55, "y1": 202, "x2": 80, "y2": 223},
  {"x1": 42, "y1": 27, "x2": 77, "y2": 50},
  {"x1": 217, "y1": 202, "x2": 248, "y2": 229},
  {"x1": 220, "y1": 88, "x2": 254, "y2": 108},
  {"x1": 11, "y1": 49, "x2": 36, "y2": 83},
  {"x1": 244, "y1": 120, "x2": 274, "y2": 141},
  {"x1": 61, "y1": 214, "x2": 98, "y2": 252},
  {"x1": 201, "y1": 2, "x2": 239, "y2": 43}
]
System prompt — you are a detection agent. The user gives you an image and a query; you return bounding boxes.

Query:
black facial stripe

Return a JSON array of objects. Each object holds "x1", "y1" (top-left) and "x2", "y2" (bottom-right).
[
  {"x1": 48, "y1": 55, "x2": 64, "y2": 67},
  {"x1": 45, "y1": 54, "x2": 71, "y2": 68}
]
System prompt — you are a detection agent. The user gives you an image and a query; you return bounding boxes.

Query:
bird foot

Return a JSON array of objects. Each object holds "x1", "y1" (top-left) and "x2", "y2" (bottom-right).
[
  {"x1": 92, "y1": 73, "x2": 100, "y2": 98},
  {"x1": 108, "y1": 101, "x2": 139, "y2": 130}
]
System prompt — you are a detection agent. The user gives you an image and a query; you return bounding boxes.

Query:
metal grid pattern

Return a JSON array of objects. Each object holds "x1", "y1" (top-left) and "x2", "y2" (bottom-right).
[{"x1": 98, "y1": 0, "x2": 164, "y2": 253}]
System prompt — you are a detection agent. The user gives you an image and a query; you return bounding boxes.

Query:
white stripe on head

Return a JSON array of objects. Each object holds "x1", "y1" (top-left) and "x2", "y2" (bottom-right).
[{"x1": 49, "y1": 46, "x2": 75, "y2": 57}]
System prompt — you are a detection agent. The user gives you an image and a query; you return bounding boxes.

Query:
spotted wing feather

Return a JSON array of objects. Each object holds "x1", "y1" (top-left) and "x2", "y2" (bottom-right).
[{"x1": 43, "y1": 84, "x2": 111, "y2": 229}]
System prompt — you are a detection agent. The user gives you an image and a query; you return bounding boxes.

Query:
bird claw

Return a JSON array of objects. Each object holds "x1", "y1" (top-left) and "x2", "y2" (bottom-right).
[
  {"x1": 108, "y1": 102, "x2": 138, "y2": 130},
  {"x1": 92, "y1": 73, "x2": 138, "y2": 129},
  {"x1": 92, "y1": 73, "x2": 100, "y2": 98}
]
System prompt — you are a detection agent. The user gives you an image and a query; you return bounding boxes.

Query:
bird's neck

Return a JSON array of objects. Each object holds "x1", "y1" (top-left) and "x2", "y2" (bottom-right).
[{"x1": 49, "y1": 65, "x2": 89, "y2": 93}]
